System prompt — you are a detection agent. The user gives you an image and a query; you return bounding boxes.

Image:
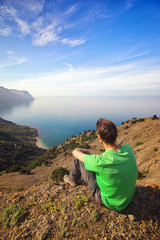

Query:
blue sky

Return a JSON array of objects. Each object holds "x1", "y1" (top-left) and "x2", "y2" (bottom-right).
[{"x1": 0, "y1": 0, "x2": 160, "y2": 97}]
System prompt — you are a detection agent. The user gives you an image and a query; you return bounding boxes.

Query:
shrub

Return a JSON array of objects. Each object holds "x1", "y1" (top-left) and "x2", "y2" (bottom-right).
[
  {"x1": 154, "y1": 148, "x2": 158, "y2": 152},
  {"x1": 5, "y1": 165, "x2": 21, "y2": 173},
  {"x1": 137, "y1": 170, "x2": 148, "y2": 180},
  {"x1": 19, "y1": 168, "x2": 31, "y2": 175},
  {"x1": 52, "y1": 167, "x2": 69, "y2": 182},
  {"x1": 136, "y1": 142, "x2": 143, "y2": 147},
  {"x1": 152, "y1": 114, "x2": 158, "y2": 120}
]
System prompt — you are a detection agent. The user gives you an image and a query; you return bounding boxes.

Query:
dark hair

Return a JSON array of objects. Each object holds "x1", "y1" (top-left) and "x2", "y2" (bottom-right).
[{"x1": 96, "y1": 118, "x2": 117, "y2": 144}]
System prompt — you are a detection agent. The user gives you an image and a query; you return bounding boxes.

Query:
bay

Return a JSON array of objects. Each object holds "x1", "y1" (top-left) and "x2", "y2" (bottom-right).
[{"x1": 0, "y1": 96, "x2": 159, "y2": 148}]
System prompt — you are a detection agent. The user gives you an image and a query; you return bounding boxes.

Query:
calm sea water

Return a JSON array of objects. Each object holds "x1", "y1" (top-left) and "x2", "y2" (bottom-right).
[{"x1": 0, "y1": 96, "x2": 159, "y2": 148}]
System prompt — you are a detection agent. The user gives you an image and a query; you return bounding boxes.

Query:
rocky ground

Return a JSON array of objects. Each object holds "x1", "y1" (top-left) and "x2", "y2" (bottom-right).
[{"x1": 0, "y1": 182, "x2": 160, "y2": 240}]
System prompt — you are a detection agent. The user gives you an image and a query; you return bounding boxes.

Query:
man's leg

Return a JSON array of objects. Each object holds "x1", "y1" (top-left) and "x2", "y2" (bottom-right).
[{"x1": 65, "y1": 158, "x2": 104, "y2": 205}]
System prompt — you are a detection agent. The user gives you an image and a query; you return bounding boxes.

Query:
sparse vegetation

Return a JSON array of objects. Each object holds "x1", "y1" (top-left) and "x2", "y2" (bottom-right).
[
  {"x1": 2, "y1": 204, "x2": 28, "y2": 227},
  {"x1": 74, "y1": 195, "x2": 89, "y2": 210},
  {"x1": 91, "y1": 209, "x2": 100, "y2": 221}
]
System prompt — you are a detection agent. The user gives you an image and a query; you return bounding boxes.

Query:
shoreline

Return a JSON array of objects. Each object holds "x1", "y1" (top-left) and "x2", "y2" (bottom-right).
[
  {"x1": 36, "y1": 137, "x2": 48, "y2": 150},
  {"x1": 35, "y1": 128, "x2": 49, "y2": 150}
]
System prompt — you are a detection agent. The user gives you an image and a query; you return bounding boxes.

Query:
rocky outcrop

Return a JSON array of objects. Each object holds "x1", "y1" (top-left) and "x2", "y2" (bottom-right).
[{"x1": 0, "y1": 87, "x2": 34, "y2": 107}]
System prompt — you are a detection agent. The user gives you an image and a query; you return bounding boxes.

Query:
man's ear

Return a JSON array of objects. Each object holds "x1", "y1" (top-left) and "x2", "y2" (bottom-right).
[{"x1": 98, "y1": 134, "x2": 103, "y2": 143}]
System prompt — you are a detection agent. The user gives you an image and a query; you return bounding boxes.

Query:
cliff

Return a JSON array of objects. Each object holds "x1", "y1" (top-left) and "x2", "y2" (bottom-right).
[{"x1": 0, "y1": 87, "x2": 34, "y2": 107}]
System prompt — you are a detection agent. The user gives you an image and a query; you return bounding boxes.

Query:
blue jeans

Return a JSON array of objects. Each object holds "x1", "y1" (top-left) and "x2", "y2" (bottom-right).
[{"x1": 69, "y1": 158, "x2": 104, "y2": 205}]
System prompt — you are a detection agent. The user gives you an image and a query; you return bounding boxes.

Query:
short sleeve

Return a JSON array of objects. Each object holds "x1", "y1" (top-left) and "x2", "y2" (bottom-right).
[{"x1": 84, "y1": 154, "x2": 102, "y2": 173}]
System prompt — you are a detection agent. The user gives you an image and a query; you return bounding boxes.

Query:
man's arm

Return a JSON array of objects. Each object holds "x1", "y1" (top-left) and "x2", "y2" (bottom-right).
[{"x1": 72, "y1": 148, "x2": 90, "y2": 163}]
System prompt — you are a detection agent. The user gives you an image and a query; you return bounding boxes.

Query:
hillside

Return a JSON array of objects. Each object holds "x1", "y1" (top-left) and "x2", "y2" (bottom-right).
[
  {"x1": 0, "y1": 116, "x2": 159, "y2": 190},
  {"x1": 0, "y1": 117, "x2": 46, "y2": 173},
  {"x1": 0, "y1": 116, "x2": 160, "y2": 239},
  {"x1": 0, "y1": 87, "x2": 34, "y2": 107}
]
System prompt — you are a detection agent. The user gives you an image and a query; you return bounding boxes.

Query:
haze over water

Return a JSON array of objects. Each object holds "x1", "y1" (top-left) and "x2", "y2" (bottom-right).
[{"x1": 0, "y1": 96, "x2": 159, "y2": 148}]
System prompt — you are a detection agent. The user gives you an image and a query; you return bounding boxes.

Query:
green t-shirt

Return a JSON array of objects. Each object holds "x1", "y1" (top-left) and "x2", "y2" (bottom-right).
[{"x1": 84, "y1": 144, "x2": 137, "y2": 211}]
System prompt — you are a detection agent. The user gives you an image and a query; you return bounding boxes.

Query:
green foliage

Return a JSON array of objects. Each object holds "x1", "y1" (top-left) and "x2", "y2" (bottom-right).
[
  {"x1": 51, "y1": 167, "x2": 69, "y2": 182},
  {"x1": 152, "y1": 114, "x2": 158, "y2": 120},
  {"x1": 74, "y1": 195, "x2": 89, "y2": 210},
  {"x1": 0, "y1": 117, "x2": 46, "y2": 172},
  {"x1": 2, "y1": 204, "x2": 28, "y2": 227},
  {"x1": 124, "y1": 126, "x2": 129, "y2": 129},
  {"x1": 91, "y1": 209, "x2": 100, "y2": 221},
  {"x1": 42, "y1": 199, "x2": 58, "y2": 213},
  {"x1": 19, "y1": 168, "x2": 31, "y2": 175},
  {"x1": 153, "y1": 148, "x2": 158, "y2": 152},
  {"x1": 136, "y1": 142, "x2": 144, "y2": 147},
  {"x1": 131, "y1": 118, "x2": 145, "y2": 124}
]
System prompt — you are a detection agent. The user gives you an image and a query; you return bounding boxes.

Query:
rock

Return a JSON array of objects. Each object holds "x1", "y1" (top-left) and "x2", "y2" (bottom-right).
[{"x1": 128, "y1": 214, "x2": 136, "y2": 222}]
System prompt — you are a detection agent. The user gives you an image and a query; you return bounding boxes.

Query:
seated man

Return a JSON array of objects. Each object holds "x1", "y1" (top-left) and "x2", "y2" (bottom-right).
[{"x1": 64, "y1": 119, "x2": 137, "y2": 211}]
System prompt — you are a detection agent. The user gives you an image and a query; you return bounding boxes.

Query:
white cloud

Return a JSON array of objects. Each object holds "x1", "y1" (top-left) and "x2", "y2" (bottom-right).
[
  {"x1": 8, "y1": 59, "x2": 160, "y2": 97},
  {"x1": 0, "y1": 2, "x2": 86, "y2": 47},
  {"x1": 15, "y1": 18, "x2": 30, "y2": 35},
  {"x1": 61, "y1": 38, "x2": 85, "y2": 47},
  {"x1": 22, "y1": 0, "x2": 45, "y2": 14},
  {"x1": 32, "y1": 23, "x2": 59, "y2": 46}
]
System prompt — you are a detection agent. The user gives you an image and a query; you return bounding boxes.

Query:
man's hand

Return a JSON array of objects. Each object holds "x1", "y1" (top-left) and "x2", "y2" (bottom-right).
[{"x1": 72, "y1": 148, "x2": 91, "y2": 162}]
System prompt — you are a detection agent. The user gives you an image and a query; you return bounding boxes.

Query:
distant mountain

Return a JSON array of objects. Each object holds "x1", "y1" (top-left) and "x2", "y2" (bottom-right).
[{"x1": 0, "y1": 87, "x2": 34, "y2": 107}]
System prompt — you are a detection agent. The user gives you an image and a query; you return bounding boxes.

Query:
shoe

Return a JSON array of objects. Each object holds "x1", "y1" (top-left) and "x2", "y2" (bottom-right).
[{"x1": 64, "y1": 175, "x2": 77, "y2": 187}]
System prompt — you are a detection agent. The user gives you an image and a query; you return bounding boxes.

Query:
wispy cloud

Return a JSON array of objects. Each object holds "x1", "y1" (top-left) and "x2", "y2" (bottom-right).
[
  {"x1": 0, "y1": 52, "x2": 28, "y2": 69},
  {"x1": 61, "y1": 38, "x2": 85, "y2": 47},
  {"x1": 7, "y1": 58, "x2": 160, "y2": 97},
  {"x1": 15, "y1": 17, "x2": 30, "y2": 35},
  {"x1": 126, "y1": 0, "x2": 136, "y2": 10},
  {"x1": 0, "y1": 1, "x2": 86, "y2": 47}
]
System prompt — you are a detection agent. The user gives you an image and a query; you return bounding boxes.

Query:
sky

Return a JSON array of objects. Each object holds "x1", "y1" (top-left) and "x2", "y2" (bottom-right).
[{"x1": 0, "y1": 0, "x2": 160, "y2": 97}]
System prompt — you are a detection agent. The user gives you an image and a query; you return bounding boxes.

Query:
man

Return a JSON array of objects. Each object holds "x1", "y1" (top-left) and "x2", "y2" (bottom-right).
[{"x1": 64, "y1": 119, "x2": 137, "y2": 211}]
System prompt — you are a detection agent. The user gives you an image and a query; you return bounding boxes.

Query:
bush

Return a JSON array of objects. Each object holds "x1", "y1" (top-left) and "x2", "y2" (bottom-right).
[
  {"x1": 5, "y1": 165, "x2": 21, "y2": 173},
  {"x1": 124, "y1": 126, "x2": 129, "y2": 129},
  {"x1": 19, "y1": 168, "x2": 31, "y2": 175},
  {"x1": 137, "y1": 170, "x2": 148, "y2": 180},
  {"x1": 52, "y1": 167, "x2": 69, "y2": 182},
  {"x1": 136, "y1": 142, "x2": 143, "y2": 147},
  {"x1": 152, "y1": 114, "x2": 158, "y2": 120},
  {"x1": 153, "y1": 148, "x2": 158, "y2": 152}
]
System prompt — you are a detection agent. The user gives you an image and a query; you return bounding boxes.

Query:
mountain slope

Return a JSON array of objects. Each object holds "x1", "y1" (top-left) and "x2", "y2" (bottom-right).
[
  {"x1": 0, "y1": 117, "x2": 46, "y2": 172},
  {"x1": 0, "y1": 87, "x2": 34, "y2": 107},
  {"x1": 0, "y1": 116, "x2": 159, "y2": 190}
]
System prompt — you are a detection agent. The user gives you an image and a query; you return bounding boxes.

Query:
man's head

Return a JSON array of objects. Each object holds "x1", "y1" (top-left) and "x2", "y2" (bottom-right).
[{"x1": 96, "y1": 118, "x2": 117, "y2": 145}]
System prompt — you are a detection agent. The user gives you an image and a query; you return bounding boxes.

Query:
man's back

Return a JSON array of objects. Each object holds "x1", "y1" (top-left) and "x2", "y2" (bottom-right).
[{"x1": 84, "y1": 144, "x2": 137, "y2": 211}]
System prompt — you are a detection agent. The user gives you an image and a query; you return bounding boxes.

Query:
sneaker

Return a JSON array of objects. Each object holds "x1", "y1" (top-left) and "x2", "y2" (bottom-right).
[{"x1": 64, "y1": 175, "x2": 77, "y2": 187}]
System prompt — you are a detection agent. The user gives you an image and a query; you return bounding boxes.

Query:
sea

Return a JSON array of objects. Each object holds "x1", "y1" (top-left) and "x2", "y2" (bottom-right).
[{"x1": 0, "y1": 96, "x2": 159, "y2": 149}]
